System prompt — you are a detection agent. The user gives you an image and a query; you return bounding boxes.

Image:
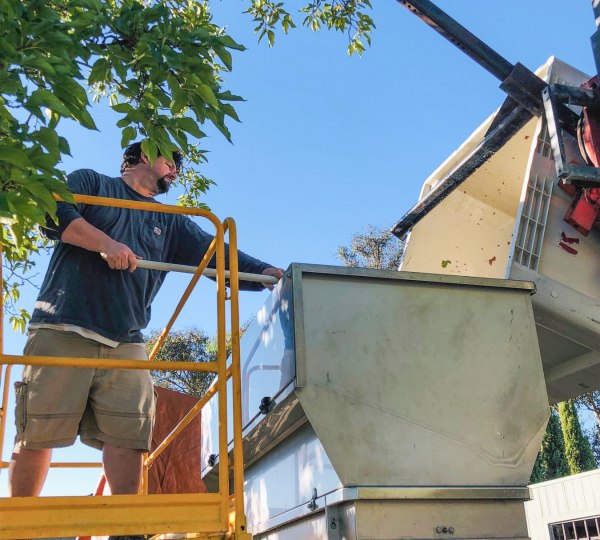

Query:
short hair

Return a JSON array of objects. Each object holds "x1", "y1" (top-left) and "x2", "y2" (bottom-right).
[{"x1": 121, "y1": 142, "x2": 183, "y2": 174}]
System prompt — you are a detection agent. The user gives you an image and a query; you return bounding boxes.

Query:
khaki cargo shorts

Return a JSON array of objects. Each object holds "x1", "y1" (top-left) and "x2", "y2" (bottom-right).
[{"x1": 15, "y1": 328, "x2": 155, "y2": 451}]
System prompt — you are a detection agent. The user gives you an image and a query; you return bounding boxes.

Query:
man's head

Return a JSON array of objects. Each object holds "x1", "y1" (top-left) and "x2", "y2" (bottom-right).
[{"x1": 121, "y1": 142, "x2": 183, "y2": 195}]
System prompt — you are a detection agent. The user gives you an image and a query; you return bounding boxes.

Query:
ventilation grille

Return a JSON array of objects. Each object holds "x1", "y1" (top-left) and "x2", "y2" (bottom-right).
[
  {"x1": 513, "y1": 173, "x2": 553, "y2": 270},
  {"x1": 535, "y1": 120, "x2": 553, "y2": 159}
]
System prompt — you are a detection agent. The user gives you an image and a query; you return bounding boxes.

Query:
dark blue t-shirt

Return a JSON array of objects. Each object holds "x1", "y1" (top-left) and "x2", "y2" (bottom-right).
[{"x1": 31, "y1": 169, "x2": 271, "y2": 343}]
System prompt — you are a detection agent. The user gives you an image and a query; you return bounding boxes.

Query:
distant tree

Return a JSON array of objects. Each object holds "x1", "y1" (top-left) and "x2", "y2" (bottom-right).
[
  {"x1": 576, "y1": 391, "x2": 600, "y2": 468},
  {"x1": 530, "y1": 409, "x2": 569, "y2": 483},
  {"x1": 337, "y1": 225, "x2": 405, "y2": 270},
  {"x1": 558, "y1": 400, "x2": 597, "y2": 474},
  {"x1": 147, "y1": 328, "x2": 217, "y2": 398},
  {"x1": 583, "y1": 426, "x2": 600, "y2": 467},
  {"x1": 576, "y1": 391, "x2": 600, "y2": 430},
  {"x1": 529, "y1": 452, "x2": 545, "y2": 484},
  {"x1": 146, "y1": 324, "x2": 249, "y2": 397}
]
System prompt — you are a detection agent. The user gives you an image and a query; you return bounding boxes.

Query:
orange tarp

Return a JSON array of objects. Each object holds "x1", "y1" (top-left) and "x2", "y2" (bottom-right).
[{"x1": 149, "y1": 385, "x2": 207, "y2": 495}]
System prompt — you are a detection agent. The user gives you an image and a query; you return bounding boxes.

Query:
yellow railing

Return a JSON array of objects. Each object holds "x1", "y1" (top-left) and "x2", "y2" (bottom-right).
[{"x1": 0, "y1": 195, "x2": 261, "y2": 540}]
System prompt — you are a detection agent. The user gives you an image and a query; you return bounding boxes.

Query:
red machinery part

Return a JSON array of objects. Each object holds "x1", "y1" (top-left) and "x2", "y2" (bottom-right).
[
  {"x1": 560, "y1": 77, "x2": 600, "y2": 236},
  {"x1": 579, "y1": 76, "x2": 600, "y2": 167},
  {"x1": 563, "y1": 188, "x2": 600, "y2": 236}
]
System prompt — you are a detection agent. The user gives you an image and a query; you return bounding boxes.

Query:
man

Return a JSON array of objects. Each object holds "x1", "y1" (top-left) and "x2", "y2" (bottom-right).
[{"x1": 9, "y1": 142, "x2": 282, "y2": 540}]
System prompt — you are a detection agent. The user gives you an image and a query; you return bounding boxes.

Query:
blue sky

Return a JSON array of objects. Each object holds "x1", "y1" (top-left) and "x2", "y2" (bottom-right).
[{"x1": 1, "y1": 1, "x2": 597, "y2": 496}]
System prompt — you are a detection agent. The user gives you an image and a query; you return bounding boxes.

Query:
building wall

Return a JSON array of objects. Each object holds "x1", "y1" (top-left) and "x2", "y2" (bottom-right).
[{"x1": 525, "y1": 469, "x2": 600, "y2": 540}]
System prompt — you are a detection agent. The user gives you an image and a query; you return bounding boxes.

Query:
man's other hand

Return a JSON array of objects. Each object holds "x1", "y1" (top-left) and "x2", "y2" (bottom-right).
[
  {"x1": 262, "y1": 267, "x2": 284, "y2": 290},
  {"x1": 100, "y1": 240, "x2": 142, "y2": 272}
]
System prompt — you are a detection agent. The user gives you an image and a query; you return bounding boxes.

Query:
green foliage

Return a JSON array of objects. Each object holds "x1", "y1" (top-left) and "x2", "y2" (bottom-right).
[
  {"x1": 529, "y1": 451, "x2": 545, "y2": 484},
  {"x1": 1, "y1": 0, "x2": 376, "y2": 330},
  {"x1": 147, "y1": 327, "x2": 218, "y2": 398},
  {"x1": 147, "y1": 324, "x2": 249, "y2": 397},
  {"x1": 1, "y1": 0, "x2": 245, "y2": 327},
  {"x1": 530, "y1": 409, "x2": 569, "y2": 483},
  {"x1": 583, "y1": 426, "x2": 600, "y2": 467},
  {"x1": 245, "y1": 0, "x2": 374, "y2": 54},
  {"x1": 1, "y1": 227, "x2": 50, "y2": 332},
  {"x1": 558, "y1": 399, "x2": 596, "y2": 475},
  {"x1": 338, "y1": 224, "x2": 405, "y2": 270}
]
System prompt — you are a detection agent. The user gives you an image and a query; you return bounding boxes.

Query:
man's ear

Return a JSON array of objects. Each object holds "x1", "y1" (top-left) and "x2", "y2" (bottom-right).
[{"x1": 140, "y1": 152, "x2": 150, "y2": 164}]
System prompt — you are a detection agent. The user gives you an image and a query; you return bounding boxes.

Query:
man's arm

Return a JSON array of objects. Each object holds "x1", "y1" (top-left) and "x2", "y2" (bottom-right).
[
  {"x1": 174, "y1": 217, "x2": 283, "y2": 290},
  {"x1": 61, "y1": 217, "x2": 141, "y2": 272}
]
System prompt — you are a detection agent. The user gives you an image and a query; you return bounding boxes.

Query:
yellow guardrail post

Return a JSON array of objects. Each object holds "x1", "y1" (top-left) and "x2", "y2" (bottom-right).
[
  {"x1": 224, "y1": 218, "x2": 250, "y2": 539},
  {"x1": 214, "y1": 219, "x2": 230, "y2": 533}
]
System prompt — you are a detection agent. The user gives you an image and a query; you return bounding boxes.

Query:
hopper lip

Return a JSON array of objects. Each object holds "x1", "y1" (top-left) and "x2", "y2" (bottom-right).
[{"x1": 287, "y1": 262, "x2": 536, "y2": 295}]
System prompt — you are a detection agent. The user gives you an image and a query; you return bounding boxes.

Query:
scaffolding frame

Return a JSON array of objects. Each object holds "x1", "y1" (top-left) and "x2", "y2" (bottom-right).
[{"x1": 0, "y1": 195, "x2": 252, "y2": 540}]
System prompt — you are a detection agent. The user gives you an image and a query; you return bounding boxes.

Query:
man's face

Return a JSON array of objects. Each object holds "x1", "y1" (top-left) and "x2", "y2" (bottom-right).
[{"x1": 149, "y1": 155, "x2": 178, "y2": 195}]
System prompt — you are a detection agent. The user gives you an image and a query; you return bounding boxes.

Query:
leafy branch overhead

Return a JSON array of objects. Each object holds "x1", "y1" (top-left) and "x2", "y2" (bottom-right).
[
  {"x1": 246, "y1": 0, "x2": 375, "y2": 53},
  {"x1": 1, "y1": 0, "x2": 246, "y2": 327},
  {"x1": 1, "y1": 0, "x2": 374, "y2": 331}
]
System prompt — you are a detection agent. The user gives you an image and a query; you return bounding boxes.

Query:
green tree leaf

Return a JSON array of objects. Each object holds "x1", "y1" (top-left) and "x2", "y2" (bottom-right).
[
  {"x1": 121, "y1": 126, "x2": 137, "y2": 148},
  {"x1": 196, "y1": 83, "x2": 219, "y2": 109},
  {"x1": 27, "y1": 89, "x2": 71, "y2": 117},
  {"x1": 89, "y1": 58, "x2": 112, "y2": 85},
  {"x1": 0, "y1": 144, "x2": 29, "y2": 168}
]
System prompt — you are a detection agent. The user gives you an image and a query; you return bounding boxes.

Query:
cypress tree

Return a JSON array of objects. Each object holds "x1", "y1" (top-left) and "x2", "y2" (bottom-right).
[
  {"x1": 530, "y1": 451, "x2": 546, "y2": 483},
  {"x1": 530, "y1": 409, "x2": 569, "y2": 483},
  {"x1": 584, "y1": 426, "x2": 600, "y2": 467},
  {"x1": 558, "y1": 399, "x2": 596, "y2": 474}
]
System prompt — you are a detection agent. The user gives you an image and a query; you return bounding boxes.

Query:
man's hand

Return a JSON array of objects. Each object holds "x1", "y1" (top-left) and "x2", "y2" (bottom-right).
[
  {"x1": 100, "y1": 239, "x2": 142, "y2": 272},
  {"x1": 262, "y1": 267, "x2": 284, "y2": 290},
  {"x1": 61, "y1": 218, "x2": 141, "y2": 272}
]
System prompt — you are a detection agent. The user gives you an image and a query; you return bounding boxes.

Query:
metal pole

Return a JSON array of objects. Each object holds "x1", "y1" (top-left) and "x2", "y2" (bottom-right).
[{"x1": 136, "y1": 259, "x2": 278, "y2": 285}]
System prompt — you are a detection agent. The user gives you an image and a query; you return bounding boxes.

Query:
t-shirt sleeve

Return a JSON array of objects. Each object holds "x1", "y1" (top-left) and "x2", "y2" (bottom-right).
[
  {"x1": 42, "y1": 169, "x2": 101, "y2": 240},
  {"x1": 173, "y1": 217, "x2": 273, "y2": 291}
]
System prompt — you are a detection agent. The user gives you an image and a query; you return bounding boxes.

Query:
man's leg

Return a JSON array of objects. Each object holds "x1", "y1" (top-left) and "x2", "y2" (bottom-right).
[
  {"x1": 12, "y1": 329, "x2": 98, "y2": 498},
  {"x1": 103, "y1": 444, "x2": 143, "y2": 494},
  {"x1": 87, "y1": 343, "x2": 153, "y2": 496},
  {"x1": 8, "y1": 446, "x2": 52, "y2": 497}
]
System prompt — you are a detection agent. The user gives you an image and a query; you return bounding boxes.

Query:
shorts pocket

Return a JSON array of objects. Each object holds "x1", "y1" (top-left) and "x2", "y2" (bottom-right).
[{"x1": 14, "y1": 381, "x2": 28, "y2": 435}]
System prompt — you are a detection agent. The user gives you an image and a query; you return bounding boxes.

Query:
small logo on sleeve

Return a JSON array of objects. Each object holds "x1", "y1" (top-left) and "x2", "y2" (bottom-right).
[{"x1": 153, "y1": 227, "x2": 162, "y2": 236}]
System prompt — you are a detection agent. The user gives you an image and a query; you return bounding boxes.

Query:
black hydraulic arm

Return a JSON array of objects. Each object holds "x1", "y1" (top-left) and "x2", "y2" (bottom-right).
[
  {"x1": 391, "y1": 0, "x2": 583, "y2": 238},
  {"x1": 396, "y1": 0, "x2": 513, "y2": 82}
]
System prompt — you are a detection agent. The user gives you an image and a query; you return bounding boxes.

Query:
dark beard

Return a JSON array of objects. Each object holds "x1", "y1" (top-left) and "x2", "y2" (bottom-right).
[{"x1": 156, "y1": 176, "x2": 170, "y2": 194}]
